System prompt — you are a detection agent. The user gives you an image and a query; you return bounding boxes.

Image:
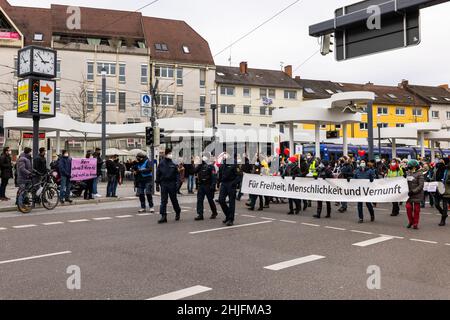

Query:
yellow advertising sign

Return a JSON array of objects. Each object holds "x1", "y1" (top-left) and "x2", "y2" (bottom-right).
[{"x1": 17, "y1": 79, "x2": 29, "y2": 114}]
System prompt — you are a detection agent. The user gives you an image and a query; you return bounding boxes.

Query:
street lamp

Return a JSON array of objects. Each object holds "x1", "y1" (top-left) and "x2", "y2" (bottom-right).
[
  {"x1": 101, "y1": 67, "x2": 107, "y2": 162},
  {"x1": 377, "y1": 114, "x2": 382, "y2": 159}
]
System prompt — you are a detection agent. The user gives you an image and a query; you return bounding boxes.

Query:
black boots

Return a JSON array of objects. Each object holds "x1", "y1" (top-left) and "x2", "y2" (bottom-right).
[
  {"x1": 195, "y1": 215, "x2": 204, "y2": 221},
  {"x1": 210, "y1": 213, "x2": 218, "y2": 219},
  {"x1": 439, "y1": 216, "x2": 448, "y2": 227},
  {"x1": 175, "y1": 212, "x2": 180, "y2": 221},
  {"x1": 158, "y1": 215, "x2": 167, "y2": 224}
]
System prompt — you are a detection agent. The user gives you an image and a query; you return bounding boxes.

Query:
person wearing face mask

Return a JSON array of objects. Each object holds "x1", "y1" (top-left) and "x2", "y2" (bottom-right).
[
  {"x1": 106, "y1": 154, "x2": 121, "y2": 198},
  {"x1": 421, "y1": 162, "x2": 434, "y2": 208},
  {"x1": 83, "y1": 151, "x2": 95, "y2": 200},
  {"x1": 133, "y1": 152, "x2": 154, "y2": 213},
  {"x1": 217, "y1": 152, "x2": 240, "y2": 226},
  {"x1": 237, "y1": 156, "x2": 252, "y2": 201},
  {"x1": 0, "y1": 147, "x2": 13, "y2": 201},
  {"x1": 354, "y1": 160, "x2": 375, "y2": 223},
  {"x1": 155, "y1": 149, "x2": 181, "y2": 223},
  {"x1": 194, "y1": 154, "x2": 218, "y2": 220},
  {"x1": 338, "y1": 156, "x2": 354, "y2": 213},
  {"x1": 405, "y1": 159, "x2": 424, "y2": 229},
  {"x1": 247, "y1": 158, "x2": 264, "y2": 211},
  {"x1": 58, "y1": 150, "x2": 73, "y2": 204},
  {"x1": 433, "y1": 159, "x2": 448, "y2": 226},
  {"x1": 387, "y1": 159, "x2": 404, "y2": 216},
  {"x1": 313, "y1": 160, "x2": 333, "y2": 219}
]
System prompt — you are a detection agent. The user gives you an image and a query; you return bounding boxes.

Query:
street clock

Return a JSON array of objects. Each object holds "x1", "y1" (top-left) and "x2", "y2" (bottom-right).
[{"x1": 17, "y1": 46, "x2": 57, "y2": 79}]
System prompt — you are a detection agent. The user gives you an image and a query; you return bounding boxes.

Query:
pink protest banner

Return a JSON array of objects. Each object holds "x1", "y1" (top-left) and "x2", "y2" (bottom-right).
[
  {"x1": 0, "y1": 32, "x2": 20, "y2": 39},
  {"x1": 71, "y1": 158, "x2": 97, "y2": 181}
]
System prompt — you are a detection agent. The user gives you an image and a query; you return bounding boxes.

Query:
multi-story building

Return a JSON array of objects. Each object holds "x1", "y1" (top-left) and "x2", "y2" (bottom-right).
[
  {"x1": 295, "y1": 78, "x2": 430, "y2": 140},
  {"x1": 215, "y1": 62, "x2": 301, "y2": 130},
  {"x1": 0, "y1": 0, "x2": 215, "y2": 151},
  {"x1": 400, "y1": 80, "x2": 450, "y2": 147}
]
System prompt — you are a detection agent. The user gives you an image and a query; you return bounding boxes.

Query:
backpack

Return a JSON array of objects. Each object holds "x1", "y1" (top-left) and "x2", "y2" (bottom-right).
[{"x1": 198, "y1": 164, "x2": 212, "y2": 183}]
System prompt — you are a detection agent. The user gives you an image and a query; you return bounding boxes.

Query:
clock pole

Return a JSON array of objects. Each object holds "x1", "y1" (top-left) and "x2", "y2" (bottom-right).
[{"x1": 32, "y1": 115, "x2": 40, "y2": 163}]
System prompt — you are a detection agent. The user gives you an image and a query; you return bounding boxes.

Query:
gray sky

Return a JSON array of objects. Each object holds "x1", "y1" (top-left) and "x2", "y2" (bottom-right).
[{"x1": 9, "y1": 0, "x2": 450, "y2": 86}]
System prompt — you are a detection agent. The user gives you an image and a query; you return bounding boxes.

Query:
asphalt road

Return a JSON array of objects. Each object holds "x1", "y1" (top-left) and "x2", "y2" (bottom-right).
[{"x1": 0, "y1": 195, "x2": 449, "y2": 300}]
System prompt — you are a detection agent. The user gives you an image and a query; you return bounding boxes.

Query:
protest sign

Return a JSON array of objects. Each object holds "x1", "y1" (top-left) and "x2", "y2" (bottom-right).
[
  {"x1": 71, "y1": 158, "x2": 97, "y2": 181},
  {"x1": 241, "y1": 174, "x2": 409, "y2": 203}
]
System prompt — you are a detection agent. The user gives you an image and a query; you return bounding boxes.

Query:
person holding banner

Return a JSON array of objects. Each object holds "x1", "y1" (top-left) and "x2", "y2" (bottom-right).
[
  {"x1": 405, "y1": 160, "x2": 424, "y2": 230},
  {"x1": 282, "y1": 156, "x2": 302, "y2": 215},
  {"x1": 433, "y1": 158, "x2": 448, "y2": 226},
  {"x1": 58, "y1": 150, "x2": 73, "y2": 204},
  {"x1": 354, "y1": 160, "x2": 375, "y2": 223},
  {"x1": 247, "y1": 158, "x2": 264, "y2": 211},
  {"x1": 338, "y1": 157, "x2": 354, "y2": 213},
  {"x1": 83, "y1": 151, "x2": 94, "y2": 200},
  {"x1": 387, "y1": 159, "x2": 404, "y2": 217},
  {"x1": 313, "y1": 160, "x2": 333, "y2": 219}
]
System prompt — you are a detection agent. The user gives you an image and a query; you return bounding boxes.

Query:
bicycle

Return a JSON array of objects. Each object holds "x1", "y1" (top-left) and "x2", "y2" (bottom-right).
[{"x1": 16, "y1": 170, "x2": 60, "y2": 214}]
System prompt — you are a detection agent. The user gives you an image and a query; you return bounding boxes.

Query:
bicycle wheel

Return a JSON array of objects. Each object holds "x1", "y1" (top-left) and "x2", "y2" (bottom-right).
[
  {"x1": 42, "y1": 186, "x2": 60, "y2": 210},
  {"x1": 17, "y1": 189, "x2": 33, "y2": 214}
]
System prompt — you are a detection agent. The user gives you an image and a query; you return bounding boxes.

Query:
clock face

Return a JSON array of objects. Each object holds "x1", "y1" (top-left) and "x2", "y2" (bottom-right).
[
  {"x1": 18, "y1": 49, "x2": 31, "y2": 76},
  {"x1": 32, "y1": 48, "x2": 56, "y2": 77}
]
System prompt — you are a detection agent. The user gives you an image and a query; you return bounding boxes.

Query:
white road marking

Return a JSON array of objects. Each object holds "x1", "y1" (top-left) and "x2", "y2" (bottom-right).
[
  {"x1": 260, "y1": 217, "x2": 276, "y2": 221},
  {"x1": 115, "y1": 215, "x2": 133, "y2": 219},
  {"x1": 0, "y1": 251, "x2": 72, "y2": 265},
  {"x1": 410, "y1": 238, "x2": 438, "y2": 244},
  {"x1": 350, "y1": 230, "x2": 374, "y2": 235},
  {"x1": 324, "y1": 226, "x2": 346, "y2": 231},
  {"x1": 264, "y1": 255, "x2": 325, "y2": 271},
  {"x1": 68, "y1": 219, "x2": 90, "y2": 223},
  {"x1": 352, "y1": 236, "x2": 394, "y2": 247},
  {"x1": 42, "y1": 222, "x2": 64, "y2": 226},
  {"x1": 181, "y1": 210, "x2": 190, "y2": 213},
  {"x1": 0, "y1": 227, "x2": 7, "y2": 231},
  {"x1": 379, "y1": 234, "x2": 404, "y2": 239},
  {"x1": 422, "y1": 212, "x2": 432, "y2": 215},
  {"x1": 190, "y1": 221, "x2": 273, "y2": 235},
  {"x1": 136, "y1": 213, "x2": 152, "y2": 216},
  {"x1": 93, "y1": 217, "x2": 113, "y2": 221},
  {"x1": 301, "y1": 223, "x2": 320, "y2": 227},
  {"x1": 147, "y1": 285, "x2": 212, "y2": 300},
  {"x1": 12, "y1": 224, "x2": 37, "y2": 229},
  {"x1": 445, "y1": 243, "x2": 450, "y2": 246},
  {"x1": 241, "y1": 214, "x2": 256, "y2": 218},
  {"x1": 279, "y1": 220, "x2": 297, "y2": 224}
]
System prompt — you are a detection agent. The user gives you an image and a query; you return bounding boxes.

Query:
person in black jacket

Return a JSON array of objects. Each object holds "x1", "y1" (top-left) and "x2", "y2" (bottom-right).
[
  {"x1": 313, "y1": 160, "x2": 333, "y2": 219},
  {"x1": 155, "y1": 148, "x2": 181, "y2": 223},
  {"x1": 83, "y1": 151, "x2": 95, "y2": 200},
  {"x1": 33, "y1": 147, "x2": 47, "y2": 176},
  {"x1": 93, "y1": 148, "x2": 103, "y2": 197},
  {"x1": 217, "y1": 152, "x2": 240, "y2": 226},
  {"x1": 0, "y1": 146, "x2": 13, "y2": 201},
  {"x1": 106, "y1": 154, "x2": 120, "y2": 197},
  {"x1": 133, "y1": 152, "x2": 154, "y2": 213},
  {"x1": 194, "y1": 154, "x2": 218, "y2": 220}
]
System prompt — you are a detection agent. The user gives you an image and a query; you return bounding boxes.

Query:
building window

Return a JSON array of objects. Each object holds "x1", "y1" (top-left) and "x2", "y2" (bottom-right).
[
  {"x1": 268, "y1": 107, "x2": 275, "y2": 116},
  {"x1": 87, "y1": 62, "x2": 94, "y2": 81},
  {"x1": 413, "y1": 108, "x2": 422, "y2": 117},
  {"x1": 304, "y1": 88, "x2": 315, "y2": 94},
  {"x1": 447, "y1": 111, "x2": 450, "y2": 120},
  {"x1": 244, "y1": 123, "x2": 251, "y2": 126},
  {"x1": 119, "y1": 64, "x2": 126, "y2": 83},
  {"x1": 33, "y1": 33, "x2": 43, "y2": 41},
  {"x1": 335, "y1": 124, "x2": 342, "y2": 129},
  {"x1": 243, "y1": 105, "x2": 251, "y2": 115},
  {"x1": 395, "y1": 107, "x2": 405, "y2": 116},
  {"x1": 157, "y1": 94, "x2": 174, "y2": 106},
  {"x1": 268, "y1": 89, "x2": 276, "y2": 99},
  {"x1": 176, "y1": 95, "x2": 183, "y2": 113},
  {"x1": 284, "y1": 90, "x2": 297, "y2": 100},
  {"x1": 176, "y1": 68, "x2": 183, "y2": 86},
  {"x1": 387, "y1": 94, "x2": 397, "y2": 99},
  {"x1": 141, "y1": 64, "x2": 148, "y2": 84},
  {"x1": 260, "y1": 106, "x2": 267, "y2": 115},
  {"x1": 220, "y1": 86, "x2": 235, "y2": 96},
  {"x1": 260, "y1": 88, "x2": 267, "y2": 99},
  {"x1": 360, "y1": 123, "x2": 368, "y2": 130},
  {"x1": 220, "y1": 105, "x2": 234, "y2": 114},
  {"x1": 200, "y1": 69, "x2": 206, "y2": 87},
  {"x1": 431, "y1": 110, "x2": 439, "y2": 119},
  {"x1": 97, "y1": 62, "x2": 116, "y2": 75},
  {"x1": 377, "y1": 107, "x2": 388, "y2": 115},
  {"x1": 199, "y1": 96, "x2": 206, "y2": 113},
  {"x1": 380, "y1": 123, "x2": 388, "y2": 128},
  {"x1": 56, "y1": 88, "x2": 61, "y2": 110},
  {"x1": 155, "y1": 65, "x2": 174, "y2": 78},
  {"x1": 243, "y1": 88, "x2": 251, "y2": 97},
  {"x1": 260, "y1": 124, "x2": 267, "y2": 127},
  {"x1": 155, "y1": 43, "x2": 168, "y2": 51},
  {"x1": 321, "y1": 124, "x2": 327, "y2": 129},
  {"x1": 97, "y1": 91, "x2": 116, "y2": 105},
  {"x1": 118, "y1": 92, "x2": 126, "y2": 112},
  {"x1": 182, "y1": 45, "x2": 190, "y2": 54},
  {"x1": 396, "y1": 124, "x2": 405, "y2": 128},
  {"x1": 126, "y1": 118, "x2": 141, "y2": 124},
  {"x1": 87, "y1": 91, "x2": 94, "y2": 111}
]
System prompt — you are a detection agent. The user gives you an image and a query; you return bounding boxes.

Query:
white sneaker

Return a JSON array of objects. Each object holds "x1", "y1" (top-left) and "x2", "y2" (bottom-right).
[
  {"x1": 149, "y1": 208, "x2": 155, "y2": 213},
  {"x1": 138, "y1": 209, "x2": 146, "y2": 213},
  {"x1": 94, "y1": 194, "x2": 102, "y2": 198}
]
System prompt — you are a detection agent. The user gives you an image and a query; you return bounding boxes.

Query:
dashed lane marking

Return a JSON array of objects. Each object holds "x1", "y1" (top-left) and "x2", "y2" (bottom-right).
[
  {"x1": 352, "y1": 236, "x2": 394, "y2": 247},
  {"x1": 68, "y1": 219, "x2": 90, "y2": 223},
  {"x1": 190, "y1": 221, "x2": 273, "y2": 235},
  {"x1": 241, "y1": 214, "x2": 256, "y2": 218},
  {"x1": 12, "y1": 224, "x2": 37, "y2": 229},
  {"x1": 279, "y1": 220, "x2": 297, "y2": 224},
  {"x1": 0, "y1": 227, "x2": 7, "y2": 231},
  {"x1": 260, "y1": 217, "x2": 276, "y2": 221},
  {"x1": 264, "y1": 255, "x2": 326, "y2": 271},
  {"x1": 301, "y1": 223, "x2": 320, "y2": 227},
  {"x1": 136, "y1": 213, "x2": 152, "y2": 216},
  {"x1": 324, "y1": 226, "x2": 346, "y2": 231},
  {"x1": 410, "y1": 238, "x2": 438, "y2": 244},
  {"x1": 379, "y1": 234, "x2": 404, "y2": 239},
  {"x1": 93, "y1": 217, "x2": 113, "y2": 221},
  {"x1": 147, "y1": 285, "x2": 212, "y2": 300},
  {"x1": 42, "y1": 222, "x2": 64, "y2": 226},
  {"x1": 115, "y1": 215, "x2": 133, "y2": 219},
  {"x1": 0, "y1": 251, "x2": 72, "y2": 265},
  {"x1": 350, "y1": 230, "x2": 374, "y2": 235}
]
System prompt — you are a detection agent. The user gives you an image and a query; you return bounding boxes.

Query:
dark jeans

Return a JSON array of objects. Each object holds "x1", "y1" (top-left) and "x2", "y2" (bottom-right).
[
  {"x1": 197, "y1": 184, "x2": 217, "y2": 216},
  {"x1": 317, "y1": 201, "x2": 331, "y2": 217},
  {"x1": 137, "y1": 181, "x2": 154, "y2": 210},
  {"x1": 435, "y1": 194, "x2": 449, "y2": 217},
  {"x1": 340, "y1": 202, "x2": 348, "y2": 210},
  {"x1": 392, "y1": 202, "x2": 400, "y2": 214},
  {"x1": 289, "y1": 198, "x2": 301, "y2": 212},
  {"x1": 187, "y1": 175, "x2": 195, "y2": 193},
  {"x1": 249, "y1": 194, "x2": 263, "y2": 209},
  {"x1": 160, "y1": 184, "x2": 180, "y2": 217},
  {"x1": 357, "y1": 202, "x2": 374, "y2": 220},
  {"x1": 60, "y1": 176, "x2": 71, "y2": 200},
  {"x1": 0, "y1": 178, "x2": 9, "y2": 198},
  {"x1": 107, "y1": 175, "x2": 118, "y2": 197},
  {"x1": 219, "y1": 182, "x2": 236, "y2": 222},
  {"x1": 84, "y1": 179, "x2": 94, "y2": 199}
]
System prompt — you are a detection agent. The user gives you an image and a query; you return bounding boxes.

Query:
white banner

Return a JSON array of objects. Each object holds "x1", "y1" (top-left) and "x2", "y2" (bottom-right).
[
  {"x1": 424, "y1": 182, "x2": 445, "y2": 194},
  {"x1": 241, "y1": 174, "x2": 409, "y2": 203}
]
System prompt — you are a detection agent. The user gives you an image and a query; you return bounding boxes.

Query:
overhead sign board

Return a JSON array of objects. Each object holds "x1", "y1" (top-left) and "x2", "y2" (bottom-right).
[{"x1": 17, "y1": 78, "x2": 56, "y2": 119}]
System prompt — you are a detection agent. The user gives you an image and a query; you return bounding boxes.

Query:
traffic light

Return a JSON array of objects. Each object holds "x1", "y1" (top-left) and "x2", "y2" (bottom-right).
[
  {"x1": 320, "y1": 34, "x2": 333, "y2": 56},
  {"x1": 146, "y1": 127, "x2": 153, "y2": 146},
  {"x1": 153, "y1": 127, "x2": 160, "y2": 146}
]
